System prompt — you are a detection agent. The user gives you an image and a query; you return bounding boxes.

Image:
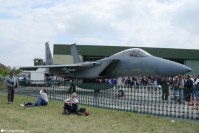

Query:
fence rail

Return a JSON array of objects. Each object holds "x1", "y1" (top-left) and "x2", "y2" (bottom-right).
[{"x1": 1, "y1": 81, "x2": 199, "y2": 120}]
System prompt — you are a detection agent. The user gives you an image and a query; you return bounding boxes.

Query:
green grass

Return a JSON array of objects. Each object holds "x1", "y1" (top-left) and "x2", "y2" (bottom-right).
[
  {"x1": 0, "y1": 81, "x2": 4, "y2": 90},
  {"x1": 0, "y1": 94, "x2": 199, "y2": 133}
]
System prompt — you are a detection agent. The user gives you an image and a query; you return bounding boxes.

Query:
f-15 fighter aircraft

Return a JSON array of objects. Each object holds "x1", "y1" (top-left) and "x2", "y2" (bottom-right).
[{"x1": 20, "y1": 42, "x2": 192, "y2": 79}]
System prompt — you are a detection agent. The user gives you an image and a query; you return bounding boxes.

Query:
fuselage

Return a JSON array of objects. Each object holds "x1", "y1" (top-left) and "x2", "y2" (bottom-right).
[{"x1": 58, "y1": 48, "x2": 192, "y2": 79}]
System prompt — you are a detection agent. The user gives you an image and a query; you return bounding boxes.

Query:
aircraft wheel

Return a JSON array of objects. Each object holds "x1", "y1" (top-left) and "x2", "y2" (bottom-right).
[
  {"x1": 118, "y1": 90, "x2": 124, "y2": 97},
  {"x1": 94, "y1": 90, "x2": 100, "y2": 93}
]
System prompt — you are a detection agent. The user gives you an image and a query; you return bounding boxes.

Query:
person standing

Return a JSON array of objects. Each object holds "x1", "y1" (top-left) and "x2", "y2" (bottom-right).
[
  {"x1": 161, "y1": 76, "x2": 169, "y2": 101},
  {"x1": 194, "y1": 75, "x2": 199, "y2": 101},
  {"x1": 4, "y1": 71, "x2": 17, "y2": 104},
  {"x1": 173, "y1": 76, "x2": 179, "y2": 101},
  {"x1": 185, "y1": 75, "x2": 193, "y2": 102},
  {"x1": 178, "y1": 75, "x2": 184, "y2": 103}
]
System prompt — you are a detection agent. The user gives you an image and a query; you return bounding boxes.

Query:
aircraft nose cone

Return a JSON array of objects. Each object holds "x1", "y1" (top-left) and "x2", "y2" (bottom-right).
[
  {"x1": 186, "y1": 67, "x2": 192, "y2": 73},
  {"x1": 153, "y1": 57, "x2": 192, "y2": 76},
  {"x1": 173, "y1": 63, "x2": 192, "y2": 75}
]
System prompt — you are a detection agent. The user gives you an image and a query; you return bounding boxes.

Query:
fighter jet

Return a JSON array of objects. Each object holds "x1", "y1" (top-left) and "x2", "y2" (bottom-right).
[{"x1": 20, "y1": 42, "x2": 192, "y2": 79}]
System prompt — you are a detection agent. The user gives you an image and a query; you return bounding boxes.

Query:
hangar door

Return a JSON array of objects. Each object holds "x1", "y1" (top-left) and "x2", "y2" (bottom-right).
[{"x1": 185, "y1": 60, "x2": 199, "y2": 75}]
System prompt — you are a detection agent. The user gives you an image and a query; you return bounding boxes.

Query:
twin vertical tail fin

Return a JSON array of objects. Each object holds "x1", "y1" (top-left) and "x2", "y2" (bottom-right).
[
  {"x1": 45, "y1": 42, "x2": 54, "y2": 65},
  {"x1": 71, "y1": 43, "x2": 81, "y2": 64},
  {"x1": 45, "y1": 42, "x2": 81, "y2": 65}
]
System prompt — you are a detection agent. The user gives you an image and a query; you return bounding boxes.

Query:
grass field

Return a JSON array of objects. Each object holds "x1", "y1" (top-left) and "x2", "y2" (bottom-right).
[{"x1": 0, "y1": 93, "x2": 199, "y2": 133}]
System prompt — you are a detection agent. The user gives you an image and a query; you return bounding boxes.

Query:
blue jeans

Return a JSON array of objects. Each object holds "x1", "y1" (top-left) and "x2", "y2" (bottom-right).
[
  {"x1": 192, "y1": 89, "x2": 196, "y2": 100},
  {"x1": 35, "y1": 97, "x2": 48, "y2": 106},
  {"x1": 195, "y1": 90, "x2": 199, "y2": 101},
  {"x1": 25, "y1": 97, "x2": 48, "y2": 107},
  {"x1": 173, "y1": 87, "x2": 179, "y2": 100},
  {"x1": 179, "y1": 88, "x2": 184, "y2": 102}
]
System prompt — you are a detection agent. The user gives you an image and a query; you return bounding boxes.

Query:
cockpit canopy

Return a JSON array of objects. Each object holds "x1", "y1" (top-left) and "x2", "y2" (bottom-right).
[
  {"x1": 113, "y1": 48, "x2": 152, "y2": 57},
  {"x1": 128, "y1": 48, "x2": 151, "y2": 57}
]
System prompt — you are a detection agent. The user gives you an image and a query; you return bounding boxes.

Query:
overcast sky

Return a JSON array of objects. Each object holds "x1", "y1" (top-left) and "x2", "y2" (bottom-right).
[{"x1": 0, "y1": 0, "x2": 199, "y2": 67}]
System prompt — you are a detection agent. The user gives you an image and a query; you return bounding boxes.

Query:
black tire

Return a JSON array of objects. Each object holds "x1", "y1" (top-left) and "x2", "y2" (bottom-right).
[
  {"x1": 118, "y1": 90, "x2": 124, "y2": 97},
  {"x1": 94, "y1": 90, "x2": 100, "y2": 93}
]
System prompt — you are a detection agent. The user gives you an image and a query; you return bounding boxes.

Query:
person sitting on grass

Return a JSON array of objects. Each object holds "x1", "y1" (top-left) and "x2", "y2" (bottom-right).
[
  {"x1": 20, "y1": 89, "x2": 48, "y2": 107},
  {"x1": 62, "y1": 92, "x2": 78, "y2": 115}
]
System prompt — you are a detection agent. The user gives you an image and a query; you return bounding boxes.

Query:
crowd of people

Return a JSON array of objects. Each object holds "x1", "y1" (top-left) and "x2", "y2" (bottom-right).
[
  {"x1": 97, "y1": 75, "x2": 199, "y2": 103},
  {"x1": 101, "y1": 75, "x2": 198, "y2": 87}
]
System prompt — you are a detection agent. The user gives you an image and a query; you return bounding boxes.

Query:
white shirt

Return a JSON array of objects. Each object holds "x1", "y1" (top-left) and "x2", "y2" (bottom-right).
[
  {"x1": 40, "y1": 89, "x2": 48, "y2": 102},
  {"x1": 65, "y1": 98, "x2": 78, "y2": 103},
  {"x1": 4, "y1": 75, "x2": 17, "y2": 88},
  {"x1": 194, "y1": 79, "x2": 199, "y2": 86}
]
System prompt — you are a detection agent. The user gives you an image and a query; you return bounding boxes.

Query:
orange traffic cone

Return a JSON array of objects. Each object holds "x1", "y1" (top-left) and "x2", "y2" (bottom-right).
[
  {"x1": 192, "y1": 102, "x2": 199, "y2": 110},
  {"x1": 196, "y1": 102, "x2": 199, "y2": 110},
  {"x1": 189, "y1": 95, "x2": 193, "y2": 106}
]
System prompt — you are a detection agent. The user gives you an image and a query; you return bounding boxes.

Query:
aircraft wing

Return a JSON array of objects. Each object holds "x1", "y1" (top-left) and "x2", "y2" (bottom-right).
[
  {"x1": 19, "y1": 59, "x2": 120, "y2": 78},
  {"x1": 20, "y1": 64, "x2": 85, "y2": 71},
  {"x1": 20, "y1": 61, "x2": 102, "y2": 72}
]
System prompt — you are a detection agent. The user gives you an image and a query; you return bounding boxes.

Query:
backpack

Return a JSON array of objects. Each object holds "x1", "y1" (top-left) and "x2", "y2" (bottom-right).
[
  {"x1": 77, "y1": 108, "x2": 89, "y2": 116},
  {"x1": 186, "y1": 80, "x2": 193, "y2": 88},
  {"x1": 77, "y1": 108, "x2": 86, "y2": 113}
]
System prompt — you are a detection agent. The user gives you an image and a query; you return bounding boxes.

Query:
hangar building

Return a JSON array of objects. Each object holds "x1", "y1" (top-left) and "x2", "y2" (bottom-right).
[{"x1": 53, "y1": 44, "x2": 199, "y2": 75}]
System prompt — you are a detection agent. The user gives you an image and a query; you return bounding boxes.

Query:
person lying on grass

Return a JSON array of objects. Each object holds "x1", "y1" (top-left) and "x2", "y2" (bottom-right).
[{"x1": 19, "y1": 89, "x2": 48, "y2": 107}]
